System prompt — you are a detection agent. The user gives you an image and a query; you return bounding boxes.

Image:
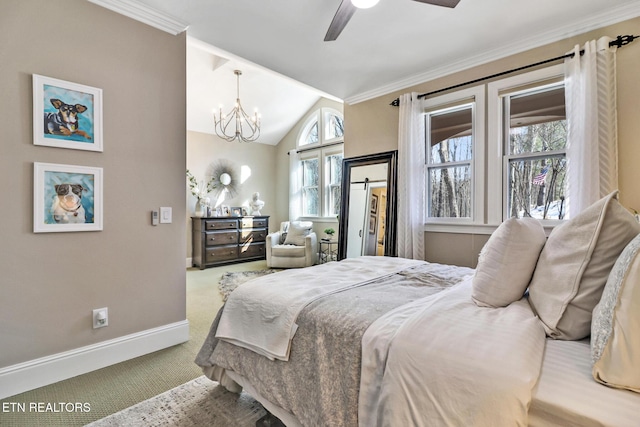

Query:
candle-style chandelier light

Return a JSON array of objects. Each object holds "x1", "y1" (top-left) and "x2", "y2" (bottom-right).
[{"x1": 213, "y1": 70, "x2": 261, "y2": 143}]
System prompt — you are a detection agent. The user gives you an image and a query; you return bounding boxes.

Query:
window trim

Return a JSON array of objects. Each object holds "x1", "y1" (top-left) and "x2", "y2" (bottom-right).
[
  {"x1": 423, "y1": 85, "x2": 485, "y2": 227},
  {"x1": 487, "y1": 64, "x2": 565, "y2": 226}
]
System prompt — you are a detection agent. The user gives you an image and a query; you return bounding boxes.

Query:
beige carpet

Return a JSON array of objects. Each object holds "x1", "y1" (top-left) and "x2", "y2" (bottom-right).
[{"x1": 86, "y1": 376, "x2": 266, "y2": 427}]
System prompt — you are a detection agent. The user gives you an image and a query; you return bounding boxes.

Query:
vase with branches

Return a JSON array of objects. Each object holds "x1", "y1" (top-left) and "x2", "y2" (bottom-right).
[{"x1": 187, "y1": 170, "x2": 216, "y2": 216}]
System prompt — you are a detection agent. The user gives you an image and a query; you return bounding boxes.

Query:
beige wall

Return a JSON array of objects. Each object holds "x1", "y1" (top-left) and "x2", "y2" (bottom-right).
[
  {"x1": 345, "y1": 17, "x2": 640, "y2": 267},
  {"x1": 186, "y1": 131, "x2": 278, "y2": 259},
  {"x1": 273, "y1": 98, "x2": 344, "y2": 237},
  {"x1": 0, "y1": 1, "x2": 186, "y2": 367}
]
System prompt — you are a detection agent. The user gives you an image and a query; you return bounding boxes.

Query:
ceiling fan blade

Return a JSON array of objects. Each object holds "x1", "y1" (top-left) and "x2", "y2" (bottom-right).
[
  {"x1": 412, "y1": 0, "x2": 460, "y2": 7},
  {"x1": 324, "y1": 0, "x2": 357, "y2": 42}
]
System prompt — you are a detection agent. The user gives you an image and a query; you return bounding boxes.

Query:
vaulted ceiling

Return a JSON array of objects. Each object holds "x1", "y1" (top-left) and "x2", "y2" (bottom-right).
[{"x1": 91, "y1": 0, "x2": 640, "y2": 145}]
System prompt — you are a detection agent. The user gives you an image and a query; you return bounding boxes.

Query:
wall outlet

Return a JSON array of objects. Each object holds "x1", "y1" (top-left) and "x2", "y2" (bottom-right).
[{"x1": 93, "y1": 307, "x2": 108, "y2": 329}]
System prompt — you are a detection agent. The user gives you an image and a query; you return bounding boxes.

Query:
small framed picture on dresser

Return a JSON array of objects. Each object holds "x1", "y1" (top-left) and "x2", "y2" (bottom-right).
[{"x1": 230, "y1": 207, "x2": 243, "y2": 217}]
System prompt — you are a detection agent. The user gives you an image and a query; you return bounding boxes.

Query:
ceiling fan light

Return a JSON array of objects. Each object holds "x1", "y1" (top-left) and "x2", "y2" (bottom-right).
[{"x1": 351, "y1": 0, "x2": 380, "y2": 9}]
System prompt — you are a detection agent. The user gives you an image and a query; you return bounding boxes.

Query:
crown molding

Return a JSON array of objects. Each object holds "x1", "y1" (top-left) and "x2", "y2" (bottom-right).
[
  {"x1": 344, "y1": 2, "x2": 640, "y2": 105},
  {"x1": 88, "y1": 0, "x2": 189, "y2": 35}
]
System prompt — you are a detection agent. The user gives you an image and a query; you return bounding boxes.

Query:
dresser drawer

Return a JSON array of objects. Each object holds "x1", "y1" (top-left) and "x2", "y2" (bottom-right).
[
  {"x1": 205, "y1": 219, "x2": 238, "y2": 231},
  {"x1": 205, "y1": 245, "x2": 238, "y2": 263},
  {"x1": 205, "y1": 230, "x2": 238, "y2": 246},
  {"x1": 240, "y1": 229, "x2": 267, "y2": 243},
  {"x1": 239, "y1": 242, "x2": 266, "y2": 259},
  {"x1": 240, "y1": 217, "x2": 268, "y2": 229}
]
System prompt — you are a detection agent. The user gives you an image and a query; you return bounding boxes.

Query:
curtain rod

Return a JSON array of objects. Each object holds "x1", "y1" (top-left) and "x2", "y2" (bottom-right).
[
  {"x1": 390, "y1": 34, "x2": 638, "y2": 107},
  {"x1": 287, "y1": 140, "x2": 344, "y2": 155}
]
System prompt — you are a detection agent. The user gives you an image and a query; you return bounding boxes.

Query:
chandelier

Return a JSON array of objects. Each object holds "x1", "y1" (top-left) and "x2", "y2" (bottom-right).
[{"x1": 213, "y1": 70, "x2": 261, "y2": 143}]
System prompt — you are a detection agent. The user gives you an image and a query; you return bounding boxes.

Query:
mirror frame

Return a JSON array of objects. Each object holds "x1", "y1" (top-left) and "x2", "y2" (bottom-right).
[{"x1": 338, "y1": 150, "x2": 398, "y2": 260}]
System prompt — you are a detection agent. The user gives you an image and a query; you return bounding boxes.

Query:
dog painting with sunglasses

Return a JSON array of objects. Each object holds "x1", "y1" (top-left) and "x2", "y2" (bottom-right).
[
  {"x1": 44, "y1": 98, "x2": 92, "y2": 139},
  {"x1": 52, "y1": 184, "x2": 86, "y2": 223}
]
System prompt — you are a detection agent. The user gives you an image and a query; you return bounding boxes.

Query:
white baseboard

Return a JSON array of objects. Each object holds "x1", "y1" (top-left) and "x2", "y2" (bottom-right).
[{"x1": 0, "y1": 320, "x2": 189, "y2": 400}]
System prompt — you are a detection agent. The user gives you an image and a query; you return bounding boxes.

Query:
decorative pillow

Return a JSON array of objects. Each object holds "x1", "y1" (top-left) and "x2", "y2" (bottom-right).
[
  {"x1": 528, "y1": 191, "x2": 640, "y2": 340},
  {"x1": 283, "y1": 222, "x2": 312, "y2": 246},
  {"x1": 472, "y1": 217, "x2": 546, "y2": 308},
  {"x1": 591, "y1": 234, "x2": 640, "y2": 393}
]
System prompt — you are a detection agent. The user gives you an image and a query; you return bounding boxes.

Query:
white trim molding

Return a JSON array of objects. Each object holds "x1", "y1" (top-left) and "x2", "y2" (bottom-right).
[
  {"x1": 88, "y1": 0, "x2": 189, "y2": 35},
  {"x1": 0, "y1": 320, "x2": 189, "y2": 400}
]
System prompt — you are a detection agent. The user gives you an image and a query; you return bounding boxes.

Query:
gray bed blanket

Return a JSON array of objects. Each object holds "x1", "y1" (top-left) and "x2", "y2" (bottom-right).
[{"x1": 195, "y1": 261, "x2": 473, "y2": 427}]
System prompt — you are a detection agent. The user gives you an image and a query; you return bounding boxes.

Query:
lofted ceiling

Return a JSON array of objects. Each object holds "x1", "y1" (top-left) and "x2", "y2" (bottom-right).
[{"x1": 90, "y1": 0, "x2": 640, "y2": 145}]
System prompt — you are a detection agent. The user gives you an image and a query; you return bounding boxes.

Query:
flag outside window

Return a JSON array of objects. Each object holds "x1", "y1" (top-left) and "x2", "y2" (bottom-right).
[{"x1": 532, "y1": 166, "x2": 548, "y2": 185}]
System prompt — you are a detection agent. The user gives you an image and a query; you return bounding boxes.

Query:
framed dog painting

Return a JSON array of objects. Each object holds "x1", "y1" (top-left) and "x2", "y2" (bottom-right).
[
  {"x1": 34, "y1": 162, "x2": 103, "y2": 233},
  {"x1": 33, "y1": 74, "x2": 103, "y2": 152}
]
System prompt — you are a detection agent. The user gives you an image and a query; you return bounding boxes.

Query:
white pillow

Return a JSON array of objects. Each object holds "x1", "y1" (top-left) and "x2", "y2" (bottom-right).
[
  {"x1": 528, "y1": 191, "x2": 640, "y2": 340},
  {"x1": 283, "y1": 222, "x2": 311, "y2": 246},
  {"x1": 591, "y1": 233, "x2": 640, "y2": 393},
  {"x1": 472, "y1": 217, "x2": 546, "y2": 308}
]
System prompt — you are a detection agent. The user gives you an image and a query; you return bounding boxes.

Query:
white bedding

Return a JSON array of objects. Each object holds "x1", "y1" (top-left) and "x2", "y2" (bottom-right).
[
  {"x1": 360, "y1": 277, "x2": 546, "y2": 427},
  {"x1": 530, "y1": 339, "x2": 640, "y2": 427},
  {"x1": 215, "y1": 256, "x2": 425, "y2": 360},
  {"x1": 201, "y1": 256, "x2": 640, "y2": 426}
]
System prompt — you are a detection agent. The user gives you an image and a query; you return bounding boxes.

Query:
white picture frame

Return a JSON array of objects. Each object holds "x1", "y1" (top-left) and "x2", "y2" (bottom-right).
[
  {"x1": 33, "y1": 74, "x2": 103, "y2": 152},
  {"x1": 34, "y1": 162, "x2": 103, "y2": 233}
]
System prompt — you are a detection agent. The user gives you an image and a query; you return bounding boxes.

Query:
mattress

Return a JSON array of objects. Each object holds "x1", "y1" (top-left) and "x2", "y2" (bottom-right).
[
  {"x1": 530, "y1": 339, "x2": 640, "y2": 427},
  {"x1": 225, "y1": 339, "x2": 640, "y2": 427}
]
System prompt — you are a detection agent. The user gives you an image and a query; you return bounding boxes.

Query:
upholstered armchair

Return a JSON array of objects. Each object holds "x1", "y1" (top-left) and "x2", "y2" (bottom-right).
[{"x1": 266, "y1": 221, "x2": 317, "y2": 268}]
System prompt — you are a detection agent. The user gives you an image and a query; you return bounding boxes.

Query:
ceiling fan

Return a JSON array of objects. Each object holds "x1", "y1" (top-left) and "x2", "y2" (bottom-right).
[{"x1": 324, "y1": 0, "x2": 460, "y2": 41}]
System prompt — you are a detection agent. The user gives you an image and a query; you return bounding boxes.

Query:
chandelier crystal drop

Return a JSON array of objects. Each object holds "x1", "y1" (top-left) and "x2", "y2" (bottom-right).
[{"x1": 213, "y1": 70, "x2": 261, "y2": 143}]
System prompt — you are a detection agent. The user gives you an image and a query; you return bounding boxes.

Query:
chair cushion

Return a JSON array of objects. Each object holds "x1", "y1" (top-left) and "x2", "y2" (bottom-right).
[
  {"x1": 283, "y1": 222, "x2": 312, "y2": 246},
  {"x1": 272, "y1": 244, "x2": 307, "y2": 258}
]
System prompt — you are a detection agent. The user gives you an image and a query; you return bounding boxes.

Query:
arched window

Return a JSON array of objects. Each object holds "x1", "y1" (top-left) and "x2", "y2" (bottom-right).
[{"x1": 294, "y1": 108, "x2": 344, "y2": 218}]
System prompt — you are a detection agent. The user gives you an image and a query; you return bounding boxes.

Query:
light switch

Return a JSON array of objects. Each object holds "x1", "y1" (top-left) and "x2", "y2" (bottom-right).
[{"x1": 160, "y1": 207, "x2": 172, "y2": 224}]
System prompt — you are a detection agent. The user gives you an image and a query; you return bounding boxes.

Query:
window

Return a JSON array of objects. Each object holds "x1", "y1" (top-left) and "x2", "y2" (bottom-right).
[
  {"x1": 424, "y1": 87, "x2": 485, "y2": 224},
  {"x1": 295, "y1": 108, "x2": 344, "y2": 218},
  {"x1": 301, "y1": 157, "x2": 319, "y2": 216},
  {"x1": 325, "y1": 151, "x2": 343, "y2": 215},
  {"x1": 504, "y1": 85, "x2": 567, "y2": 220},
  {"x1": 488, "y1": 64, "x2": 568, "y2": 225}
]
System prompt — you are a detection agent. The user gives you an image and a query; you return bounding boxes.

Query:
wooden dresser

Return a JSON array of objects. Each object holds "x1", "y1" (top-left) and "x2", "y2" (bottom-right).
[{"x1": 192, "y1": 216, "x2": 269, "y2": 269}]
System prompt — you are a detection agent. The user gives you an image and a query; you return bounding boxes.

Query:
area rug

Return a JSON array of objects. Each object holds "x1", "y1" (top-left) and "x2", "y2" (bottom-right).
[
  {"x1": 218, "y1": 269, "x2": 282, "y2": 302},
  {"x1": 86, "y1": 376, "x2": 266, "y2": 427}
]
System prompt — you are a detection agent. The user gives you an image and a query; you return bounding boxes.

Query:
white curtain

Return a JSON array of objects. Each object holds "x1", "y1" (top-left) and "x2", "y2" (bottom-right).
[
  {"x1": 565, "y1": 37, "x2": 618, "y2": 214},
  {"x1": 289, "y1": 149, "x2": 302, "y2": 220},
  {"x1": 397, "y1": 93, "x2": 426, "y2": 260}
]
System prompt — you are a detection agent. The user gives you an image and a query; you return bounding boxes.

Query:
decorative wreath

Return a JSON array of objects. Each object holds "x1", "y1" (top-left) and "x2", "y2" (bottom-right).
[{"x1": 207, "y1": 160, "x2": 239, "y2": 199}]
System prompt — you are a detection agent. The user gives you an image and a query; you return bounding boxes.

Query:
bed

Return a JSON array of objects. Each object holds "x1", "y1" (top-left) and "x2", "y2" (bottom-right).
[{"x1": 195, "y1": 192, "x2": 640, "y2": 426}]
